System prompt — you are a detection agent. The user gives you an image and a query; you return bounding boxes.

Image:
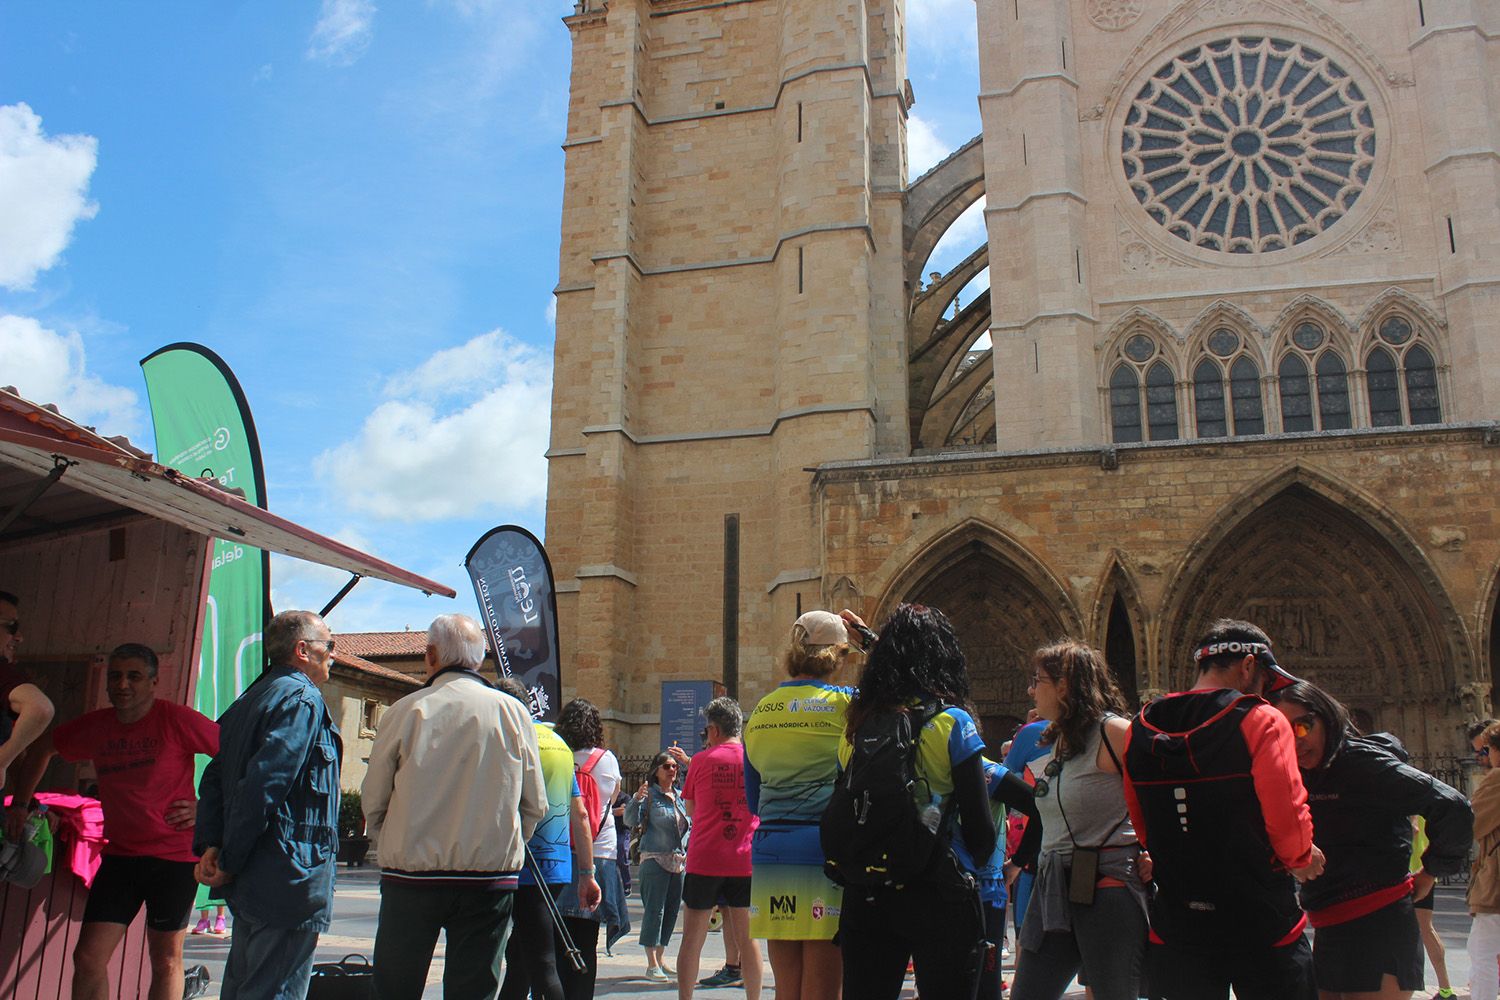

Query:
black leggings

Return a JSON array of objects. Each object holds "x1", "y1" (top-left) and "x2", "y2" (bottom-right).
[
  {"x1": 557, "y1": 918, "x2": 600, "y2": 1000},
  {"x1": 839, "y1": 880, "x2": 987, "y2": 1000},
  {"x1": 977, "y1": 902, "x2": 1008, "y2": 1000},
  {"x1": 499, "y1": 884, "x2": 565, "y2": 1000}
]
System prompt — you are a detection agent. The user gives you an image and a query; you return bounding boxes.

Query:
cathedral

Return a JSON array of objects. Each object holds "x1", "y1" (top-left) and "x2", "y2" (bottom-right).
[{"x1": 544, "y1": 0, "x2": 1500, "y2": 757}]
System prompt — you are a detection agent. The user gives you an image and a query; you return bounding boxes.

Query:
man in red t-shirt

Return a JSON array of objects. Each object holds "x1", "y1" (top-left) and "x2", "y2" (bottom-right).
[
  {"x1": 0, "y1": 588, "x2": 54, "y2": 792},
  {"x1": 9, "y1": 643, "x2": 218, "y2": 1000},
  {"x1": 675, "y1": 696, "x2": 762, "y2": 1000}
]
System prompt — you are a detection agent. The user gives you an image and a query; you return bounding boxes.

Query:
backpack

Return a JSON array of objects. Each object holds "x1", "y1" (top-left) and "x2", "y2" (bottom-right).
[
  {"x1": 821, "y1": 701, "x2": 950, "y2": 888},
  {"x1": 576, "y1": 749, "x2": 608, "y2": 840}
]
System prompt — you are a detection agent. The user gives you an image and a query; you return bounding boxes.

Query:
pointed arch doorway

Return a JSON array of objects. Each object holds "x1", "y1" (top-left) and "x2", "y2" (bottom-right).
[
  {"x1": 903, "y1": 539, "x2": 1076, "y2": 746},
  {"x1": 1163, "y1": 482, "x2": 1461, "y2": 754}
]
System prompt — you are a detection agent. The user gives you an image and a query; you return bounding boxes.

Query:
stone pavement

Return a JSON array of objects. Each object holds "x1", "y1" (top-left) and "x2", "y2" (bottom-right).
[{"x1": 183, "y1": 871, "x2": 1478, "y2": 997}]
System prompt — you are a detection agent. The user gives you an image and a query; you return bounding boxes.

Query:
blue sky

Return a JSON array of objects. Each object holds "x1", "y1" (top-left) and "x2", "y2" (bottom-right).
[{"x1": 1, "y1": 0, "x2": 986, "y2": 633}]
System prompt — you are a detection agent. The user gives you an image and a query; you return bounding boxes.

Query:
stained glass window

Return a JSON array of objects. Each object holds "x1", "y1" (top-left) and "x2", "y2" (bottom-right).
[
  {"x1": 1194, "y1": 359, "x2": 1227, "y2": 437},
  {"x1": 1122, "y1": 37, "x2": 1376, "y2": 254},
  {"x1": 1314, "y1": 351, "x2": 1351, "y2": 430},
  {"x1": 1146, "y1": 362, "x2": 1179, "y2": 441},
  {"x1": 1278, "y1": 354, "x2": 1314, "y2": 432},
  {"x1": 1230, "y1": 356, "x2": 1265, "y2": 435},
  {"x1": 1405, "y1": 344, "x2": 1440, "y2": 424},
  {"x1": 1110, "y1": 365, "x2": 1143, "y2": 443},
  {"x1": 1367, "y1": 347, "x2": 1401, "y2": 426}
]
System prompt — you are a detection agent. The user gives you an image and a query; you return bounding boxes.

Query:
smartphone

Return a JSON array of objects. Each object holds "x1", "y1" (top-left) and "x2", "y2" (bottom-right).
[{"x1": 1069, "y1": 847, "x2": 1099, "y2": 905}]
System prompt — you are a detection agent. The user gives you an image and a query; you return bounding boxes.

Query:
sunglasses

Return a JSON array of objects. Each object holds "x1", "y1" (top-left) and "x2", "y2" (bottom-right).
[
  {"x1": 1480, "y1": 747, "x2": 1495, "y2": 761},
  {"x1": 1289, "y1": 714, "x2": 1318, "y2": 740},
  {"x1": 1032, "y1": 758, "x2": 1063, "y2": 798},
  {"x1": 302, "y1": 638, "x2": 336, "y2": 653},
  {"x1": 661, "y1": 762, "x2": 679, "y2": 772},
  {"x1": 0, "y1": 619, "x2": 17, "y2": 636}
]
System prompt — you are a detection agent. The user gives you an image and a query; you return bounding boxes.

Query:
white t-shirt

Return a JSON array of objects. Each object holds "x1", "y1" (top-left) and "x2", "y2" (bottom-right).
[{"x1": 574, "y1": 747, "x2": 622, "y2": 860}]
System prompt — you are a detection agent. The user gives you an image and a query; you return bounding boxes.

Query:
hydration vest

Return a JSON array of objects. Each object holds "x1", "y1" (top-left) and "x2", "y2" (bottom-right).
[{"x1": 1125, "y1": 689, "x2": 1305, "y2": 948}]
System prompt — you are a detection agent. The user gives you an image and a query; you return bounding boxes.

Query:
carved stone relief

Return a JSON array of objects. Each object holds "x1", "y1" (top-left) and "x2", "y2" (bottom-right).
[
  {"x1": 1168, "y1": 486, "x2": 1454, "y2": 753},
  {"x1": 1332, "y1": 200, "x2": 1402, "y2": 256},
  {"x1": 907, "y1": 550, "x2": 1068, "y2": 726},
  {"x1": 1200, "y1": 0, "x2": 1257, "y2": 18},
  {"x1": 1087, "y1": 0, "x2": 1145, "y2": 31}
]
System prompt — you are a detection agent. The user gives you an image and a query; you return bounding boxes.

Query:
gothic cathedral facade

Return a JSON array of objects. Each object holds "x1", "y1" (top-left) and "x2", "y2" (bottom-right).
[{"x1": 546, "y1": 0, "x2": 1500, "y2": 757}]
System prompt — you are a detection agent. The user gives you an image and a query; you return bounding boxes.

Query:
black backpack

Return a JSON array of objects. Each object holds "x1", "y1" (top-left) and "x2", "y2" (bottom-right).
[{"x1": 821, "y1": 700, "x2": 950, "y2": 888}]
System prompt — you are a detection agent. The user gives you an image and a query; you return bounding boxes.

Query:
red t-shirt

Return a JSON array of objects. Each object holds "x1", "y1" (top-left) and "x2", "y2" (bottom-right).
[
  {"x1": 53, "y1": 700, "x2": 219, "y2": 861},
  {"x1": 682, "y1": 740, "x2": 757, "y2": 877}
]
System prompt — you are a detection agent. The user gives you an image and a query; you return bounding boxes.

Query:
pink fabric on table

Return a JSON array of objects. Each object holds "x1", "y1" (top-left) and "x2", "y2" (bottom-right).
[
  {"x1": 6, "y1": 793, "x2": 107, "y2": 888},
  {"x1": 681, "y1": 741, "x2": 757, "y2": 877}
]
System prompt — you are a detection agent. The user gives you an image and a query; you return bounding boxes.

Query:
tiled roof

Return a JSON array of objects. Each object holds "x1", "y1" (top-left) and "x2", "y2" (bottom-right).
[
  {"x1": 336, "y1": 630, "x2": 495, "y2": 658},
  {"x1": 335, "y1": 631, "x2": 430, "y2": 658},
  {"x1": 332, "y1": 650, "x2": 421, "y2": 687}
]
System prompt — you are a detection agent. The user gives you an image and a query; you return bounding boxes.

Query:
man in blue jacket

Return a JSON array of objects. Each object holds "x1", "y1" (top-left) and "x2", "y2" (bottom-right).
[{"x1": 194, "y1": 610, "x2": 341, "y2": 1000}]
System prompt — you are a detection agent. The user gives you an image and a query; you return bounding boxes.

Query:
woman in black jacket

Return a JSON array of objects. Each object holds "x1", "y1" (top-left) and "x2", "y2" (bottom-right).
[{"x1": 1270, "y1": 680, "x2": 1472, "y2": 1000}]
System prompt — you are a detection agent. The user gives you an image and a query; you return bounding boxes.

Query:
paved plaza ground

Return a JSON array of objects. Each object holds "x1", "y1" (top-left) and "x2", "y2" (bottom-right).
[{"x1": 182, "y1": 870, "x2": 1479, "y2": 998}]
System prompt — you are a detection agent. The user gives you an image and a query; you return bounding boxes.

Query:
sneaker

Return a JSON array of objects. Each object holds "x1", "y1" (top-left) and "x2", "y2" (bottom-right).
[
  {"x1": 646, "y1": 966, "x2": 670, "y2": 982},
  {"x1": 190, "y1": 917, "x2": 211, "y2": 935},
  {"x1": 212, "y1": 916, "x2": 228, "y2": 935},
  {"x1": 697, "y1": 965, "x2": 744, "y2": 988}
]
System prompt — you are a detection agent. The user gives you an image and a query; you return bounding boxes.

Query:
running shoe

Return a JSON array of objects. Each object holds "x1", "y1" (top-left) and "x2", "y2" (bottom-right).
[
  {"x1": 646, "y1": 966, "x2": 670, "y2": 982},
  {"x1": 212, "y1": 916, "x2": 228, "y2": 935},
  {"x1": 190, "y1": 917, "x2": 211, "y2": 935},
  {"x1": 697, "y1": 965, "x2": 743, "y2": 988}
]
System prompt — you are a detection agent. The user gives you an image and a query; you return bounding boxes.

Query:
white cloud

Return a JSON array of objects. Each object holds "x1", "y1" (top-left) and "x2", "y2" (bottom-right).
[
  {"x1": 317, "y1": 329, "x2": 552, "y2": 522},
  {"x1": 0, "y1": 314, "x2": 141, "y2": 435},
  {"x1": 907, "y1": 112, "x2": 951, "y2": 178},
  {"x1": 308, "y1": 0, "x2": 376, "y2": 65},
  {"x1": 0, "y1": 103, "x2": 98, "y2": 291},
  {"x1": 544, "y1": 295, "x2": 556, "y2": 326},
  {"x1": 907, "y1": 0, "x2": 978, "y2": 60}
]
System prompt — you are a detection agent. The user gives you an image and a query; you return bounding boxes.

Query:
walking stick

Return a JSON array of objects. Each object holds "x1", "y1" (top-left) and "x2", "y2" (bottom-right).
[{"x1": 525, "y1": 847, "x2": 588, "y2": 973}]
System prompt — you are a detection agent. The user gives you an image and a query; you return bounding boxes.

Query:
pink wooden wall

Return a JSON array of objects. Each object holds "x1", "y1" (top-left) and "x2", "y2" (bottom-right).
[{"x1": 1, "y1": 517, "x2": 208, "y2": 996}]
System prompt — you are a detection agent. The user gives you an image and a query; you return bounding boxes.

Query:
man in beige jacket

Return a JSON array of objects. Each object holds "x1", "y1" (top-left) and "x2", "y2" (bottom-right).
[{"x1": 362, "y1": 613, "x2": 547, "y2": 1000}]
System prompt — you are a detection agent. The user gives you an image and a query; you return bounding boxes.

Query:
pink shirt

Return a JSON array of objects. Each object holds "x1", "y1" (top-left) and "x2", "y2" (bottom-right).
[
  {"x1": 53, "y1": 700, "x2": 219, "y2": 861},
  {"x1": 682, "y1": 740, "x2": 757, "y2": 877}
]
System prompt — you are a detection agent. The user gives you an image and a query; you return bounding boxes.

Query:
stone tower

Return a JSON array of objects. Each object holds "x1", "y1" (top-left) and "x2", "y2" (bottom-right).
[{"x1": 547, "y1": 0, "x2": 911, "y2": 744}]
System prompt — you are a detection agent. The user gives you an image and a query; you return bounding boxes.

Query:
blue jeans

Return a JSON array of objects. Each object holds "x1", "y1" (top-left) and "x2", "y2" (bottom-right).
[
  {"x1": 220, "y1": 914, "x2": 320, "y2": 1000},
  {"x1": 637, "y1": 859, "x2": 683, "y2": 949}
]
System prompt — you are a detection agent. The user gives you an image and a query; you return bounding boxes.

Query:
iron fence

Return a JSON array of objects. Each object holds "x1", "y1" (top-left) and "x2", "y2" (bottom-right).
[{"x1": 1410, "y1": 753, "x2": 1479, "y2": 885}]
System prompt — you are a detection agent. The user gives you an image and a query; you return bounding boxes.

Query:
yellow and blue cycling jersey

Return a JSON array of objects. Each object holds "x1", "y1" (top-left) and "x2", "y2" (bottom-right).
[
  {"x1": 949, "y1": 757, "x2": 1011, "y2": 905},
  {"x1": 744, "y1": 680, "x2": 854, "y2": 867},
  {"x1": 836, "y1": 703, "x2": 987, "y2": 799},
  {"x1": 520, "y1": 721, "x2": 579, "y2": 886}
]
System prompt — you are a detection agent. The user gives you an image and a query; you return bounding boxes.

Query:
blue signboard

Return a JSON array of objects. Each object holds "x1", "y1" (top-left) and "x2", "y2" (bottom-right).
[{"x1": 661, "y1": 680, "x2": 721, "y2": 752}]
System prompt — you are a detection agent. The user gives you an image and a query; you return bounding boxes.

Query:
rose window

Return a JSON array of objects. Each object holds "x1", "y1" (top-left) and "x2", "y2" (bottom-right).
[{"x1": 1122, "y1": 37, "x2": 1376, "y2": 254}]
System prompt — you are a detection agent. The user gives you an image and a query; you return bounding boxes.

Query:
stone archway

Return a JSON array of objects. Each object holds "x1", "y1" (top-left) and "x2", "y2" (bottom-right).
[
  {"x1": 903, "y1": 543, "x2": 1072, "y2": 742},
  {"x1": 1164, "y1": 482, "x2": 1458, "y2": 754}
]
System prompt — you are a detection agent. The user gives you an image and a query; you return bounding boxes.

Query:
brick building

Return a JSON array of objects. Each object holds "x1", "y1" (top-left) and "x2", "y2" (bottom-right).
[{"x1": 545, "y1": 0, "x2": 1500, "y2": 755}]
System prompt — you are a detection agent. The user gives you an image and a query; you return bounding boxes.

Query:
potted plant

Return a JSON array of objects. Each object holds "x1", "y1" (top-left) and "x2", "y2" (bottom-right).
[{"x1": 337, "y1": 789, "x2": 371, "y2": 866}]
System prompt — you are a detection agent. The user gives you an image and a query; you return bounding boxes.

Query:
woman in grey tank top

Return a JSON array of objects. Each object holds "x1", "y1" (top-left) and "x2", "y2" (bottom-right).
[{"x1": 1010, "y1": 641, "x2": 1149, "y2": 1000}]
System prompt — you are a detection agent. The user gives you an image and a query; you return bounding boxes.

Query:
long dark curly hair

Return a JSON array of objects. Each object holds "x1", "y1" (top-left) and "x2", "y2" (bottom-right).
[
  {"x1": 1033, "y1": 640, "x2": 1127, "y2": 761},
  {"x1": 844, "y1": 603, "x2": 977, "y2": 739},
  {"x1": 555, "y1": 698, "x2": 604, "y2": 751}
]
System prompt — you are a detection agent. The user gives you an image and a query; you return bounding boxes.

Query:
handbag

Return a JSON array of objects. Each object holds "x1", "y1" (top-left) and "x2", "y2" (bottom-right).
[{"x1": 307, "y1": 954, "x2": 376, "y2": 1000}]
